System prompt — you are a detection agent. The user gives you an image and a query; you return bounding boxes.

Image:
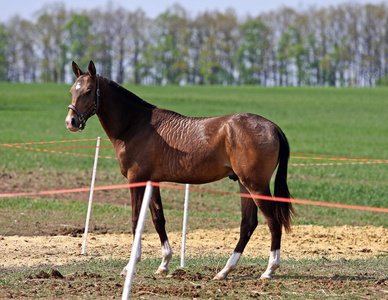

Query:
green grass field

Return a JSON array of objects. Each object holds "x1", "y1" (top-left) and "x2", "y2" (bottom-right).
[
  {"x1": 1, "y1": 83, "x2": 387, "y2": 227},
  {"x1": 1, "y1": 83, "x2": 387, "y2": 299}
]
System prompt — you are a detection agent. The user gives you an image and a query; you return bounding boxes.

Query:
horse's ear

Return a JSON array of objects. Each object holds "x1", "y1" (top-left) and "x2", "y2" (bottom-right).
[
  {"x1": 88, "y1": 61, "x2": 96, "y2": 77},
  {"x1": 72, "y1": 61, "x2": 83, "y2": 78}
]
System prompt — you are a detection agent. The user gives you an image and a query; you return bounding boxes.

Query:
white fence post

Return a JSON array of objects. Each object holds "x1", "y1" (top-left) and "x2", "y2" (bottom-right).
[
  {"x1": 122, "y1": 181, "x2": 153, "y2": 300},
  {"x1": 81, "y1": 137, "x2": 101, "y2": 255},
  {"x1": 180, "y1": 184, "x2": 190, "y2": 268}
]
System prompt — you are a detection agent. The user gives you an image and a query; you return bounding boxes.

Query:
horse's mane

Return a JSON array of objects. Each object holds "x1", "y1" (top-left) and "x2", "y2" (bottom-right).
[{"x1": 102, "y1": 77, "x2": 156, "y2": 109}]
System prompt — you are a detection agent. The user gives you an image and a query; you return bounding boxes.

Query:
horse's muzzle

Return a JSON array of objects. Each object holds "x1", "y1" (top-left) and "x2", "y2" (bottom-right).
[{"x1": 65, "y1": 112, "x2": 81, "y2": 132}]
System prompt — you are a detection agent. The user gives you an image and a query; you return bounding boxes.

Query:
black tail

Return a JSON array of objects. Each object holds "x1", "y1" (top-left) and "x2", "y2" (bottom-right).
[{"x1": 274, "y1": 127, "x2": 294, "y2": 233}]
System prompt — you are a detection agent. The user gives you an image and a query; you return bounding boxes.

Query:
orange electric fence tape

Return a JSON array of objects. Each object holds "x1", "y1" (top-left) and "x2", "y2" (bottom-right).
[
  {"x1": 0, "y1": 139, "x2": 116, "y2": 159},
  {"x1": 0, "y1": 181, "x2": 387, "y2": 213},
  {"x1": 2, "y1": 139, "x2": 388, "y2": 164},
  {"x1": 3, "y1": 140, "x2": 388, "y2": 165},
  {"x1": 1, "y1": 139, "x2": 388, "y2": 213},
  {"x1": 0, "y1": 138, "x2": 99, "y2": 146}
]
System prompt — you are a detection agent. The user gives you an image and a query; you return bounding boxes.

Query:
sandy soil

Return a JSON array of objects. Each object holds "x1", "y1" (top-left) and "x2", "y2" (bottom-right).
[{"x1": 1, "y1": 225, "x2": 387, "y2": 270}]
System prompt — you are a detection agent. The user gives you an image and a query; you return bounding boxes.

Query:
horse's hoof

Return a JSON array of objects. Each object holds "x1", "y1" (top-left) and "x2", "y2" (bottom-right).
[
  {"x1": 213, "y1": 274, "x2": 225, "y2": 280},
  {"x1": 155, "y1": 268, "x2": 169, "y2": 274},
  {"x1": 259, "y1": 274, "x2": 272, "y2": 280},
  {"x1": 120, "y1": 268, "x2": 127, "y2": 276}
]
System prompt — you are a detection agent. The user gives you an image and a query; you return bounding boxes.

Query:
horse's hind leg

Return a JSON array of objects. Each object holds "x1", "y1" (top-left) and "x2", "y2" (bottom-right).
[
  {"x1": 149, "y1": 186, "x2": 173, "y2": 274},
  {"x1": 258, "y1": 199, "x2": 282, "y2": 279},
  {"x1": 214, "y1": 182, "x2": 258, "y2": 280},
  {"x1": 216, "y1": 181, "x2": 282, "y2": 280},
  {"x1": 238, "y1": 183, "x2": 282, "y2": 279}
]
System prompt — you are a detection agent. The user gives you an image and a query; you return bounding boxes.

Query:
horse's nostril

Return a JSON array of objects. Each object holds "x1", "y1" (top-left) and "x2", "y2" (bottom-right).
[{"x1": 71, "y1": 118, "x2": 77, "y2": 127}]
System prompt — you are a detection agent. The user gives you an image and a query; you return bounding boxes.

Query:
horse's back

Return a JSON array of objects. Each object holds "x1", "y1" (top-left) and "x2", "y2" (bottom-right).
[{"x1": 136, "y1": 110, "x2": 282, "y2": 185}]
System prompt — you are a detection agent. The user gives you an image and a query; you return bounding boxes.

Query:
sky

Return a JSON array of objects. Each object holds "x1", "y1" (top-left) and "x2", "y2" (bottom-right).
[{"x1": 0, "y1": 0, "x2": 386, "y2": 22}]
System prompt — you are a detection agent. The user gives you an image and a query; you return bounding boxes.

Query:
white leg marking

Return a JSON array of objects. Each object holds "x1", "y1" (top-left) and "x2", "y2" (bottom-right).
[
  {"x1": 120, "y1": 242, "x2": 142, "y2": 275},
  {"x1": 260, "y1": 249, "x2": 280, "y2": 279},
  {"x1": 156, "y1": 240, "x2": 173, "y2": 274},
  {"x1": 213, "y1": 252, "x2": 241, "y2": 280}
]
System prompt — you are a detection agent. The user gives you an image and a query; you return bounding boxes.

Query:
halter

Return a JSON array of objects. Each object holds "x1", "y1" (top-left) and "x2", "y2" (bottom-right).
[{"x1": 68, "y1": 75, "x2": 100, "y2": 131}]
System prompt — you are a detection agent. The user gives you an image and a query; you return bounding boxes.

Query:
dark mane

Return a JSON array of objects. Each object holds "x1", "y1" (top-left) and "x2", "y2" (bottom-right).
[{"x1": 102, "y1": 77, "x2": 156, "y2": 109}]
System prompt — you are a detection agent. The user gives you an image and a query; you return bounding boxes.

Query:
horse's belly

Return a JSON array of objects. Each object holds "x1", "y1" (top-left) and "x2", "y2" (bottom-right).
[
  {"x1": 160, "y1": 172, "x2": 230, "y2": 185},
  {"x1": 153, "y1": 158, "x2": 232, "y2": 184}
]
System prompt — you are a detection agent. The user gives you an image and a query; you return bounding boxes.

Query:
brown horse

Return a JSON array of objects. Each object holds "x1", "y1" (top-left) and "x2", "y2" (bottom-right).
[{"x1": 66, "y1": 61, "x2": 293, "y2": 280}]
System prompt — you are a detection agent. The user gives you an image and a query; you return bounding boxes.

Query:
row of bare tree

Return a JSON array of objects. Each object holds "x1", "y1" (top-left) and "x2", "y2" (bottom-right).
[{"x1": 1, "y1": 2, "x2": 388, "y2": 86}]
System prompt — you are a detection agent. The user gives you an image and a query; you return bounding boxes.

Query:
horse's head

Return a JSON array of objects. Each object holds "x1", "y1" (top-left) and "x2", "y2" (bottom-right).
[{"x1": 65, "y1": 61, "x2": 100, "y2": 132}]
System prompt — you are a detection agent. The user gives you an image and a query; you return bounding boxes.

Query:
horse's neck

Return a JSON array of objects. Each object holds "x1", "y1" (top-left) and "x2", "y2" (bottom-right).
[{"x1": 96, "y1": 82, "x2": 153, "y2": 142}]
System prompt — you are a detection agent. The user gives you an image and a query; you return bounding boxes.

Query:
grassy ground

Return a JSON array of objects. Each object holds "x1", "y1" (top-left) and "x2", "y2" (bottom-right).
[
  {"x1": 1, "y1": 255, "x2": 387, "y2": 299},
  {"x1": 1, "y1": 83, "x2": 387, "y2": 298},
  {"x1": 1, "y1": 83, "x2": 387, "y2": 227}
]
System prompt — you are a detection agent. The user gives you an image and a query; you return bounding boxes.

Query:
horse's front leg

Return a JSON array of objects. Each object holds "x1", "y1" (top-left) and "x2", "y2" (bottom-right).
[
  {"x1": 149, "y1": 186, "x2": 173, "y2": 274},
  {"x1": 120, "y1": 185, "x2": 146, "y2": 275}
]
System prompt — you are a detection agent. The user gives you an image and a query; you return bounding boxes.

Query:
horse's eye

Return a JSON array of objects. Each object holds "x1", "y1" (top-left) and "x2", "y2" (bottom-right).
[{"x1": 86, "y1": 90, "x2": 92, "y2": 95}]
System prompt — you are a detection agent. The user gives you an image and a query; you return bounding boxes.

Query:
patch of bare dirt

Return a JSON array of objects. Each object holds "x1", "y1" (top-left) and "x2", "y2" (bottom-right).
[
  {"x1": 1, "y1": 225, "x2": 387, "y2": 269},
  {"x1": 0, "y1": 168, "x2": 130, "y2": 205}
]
